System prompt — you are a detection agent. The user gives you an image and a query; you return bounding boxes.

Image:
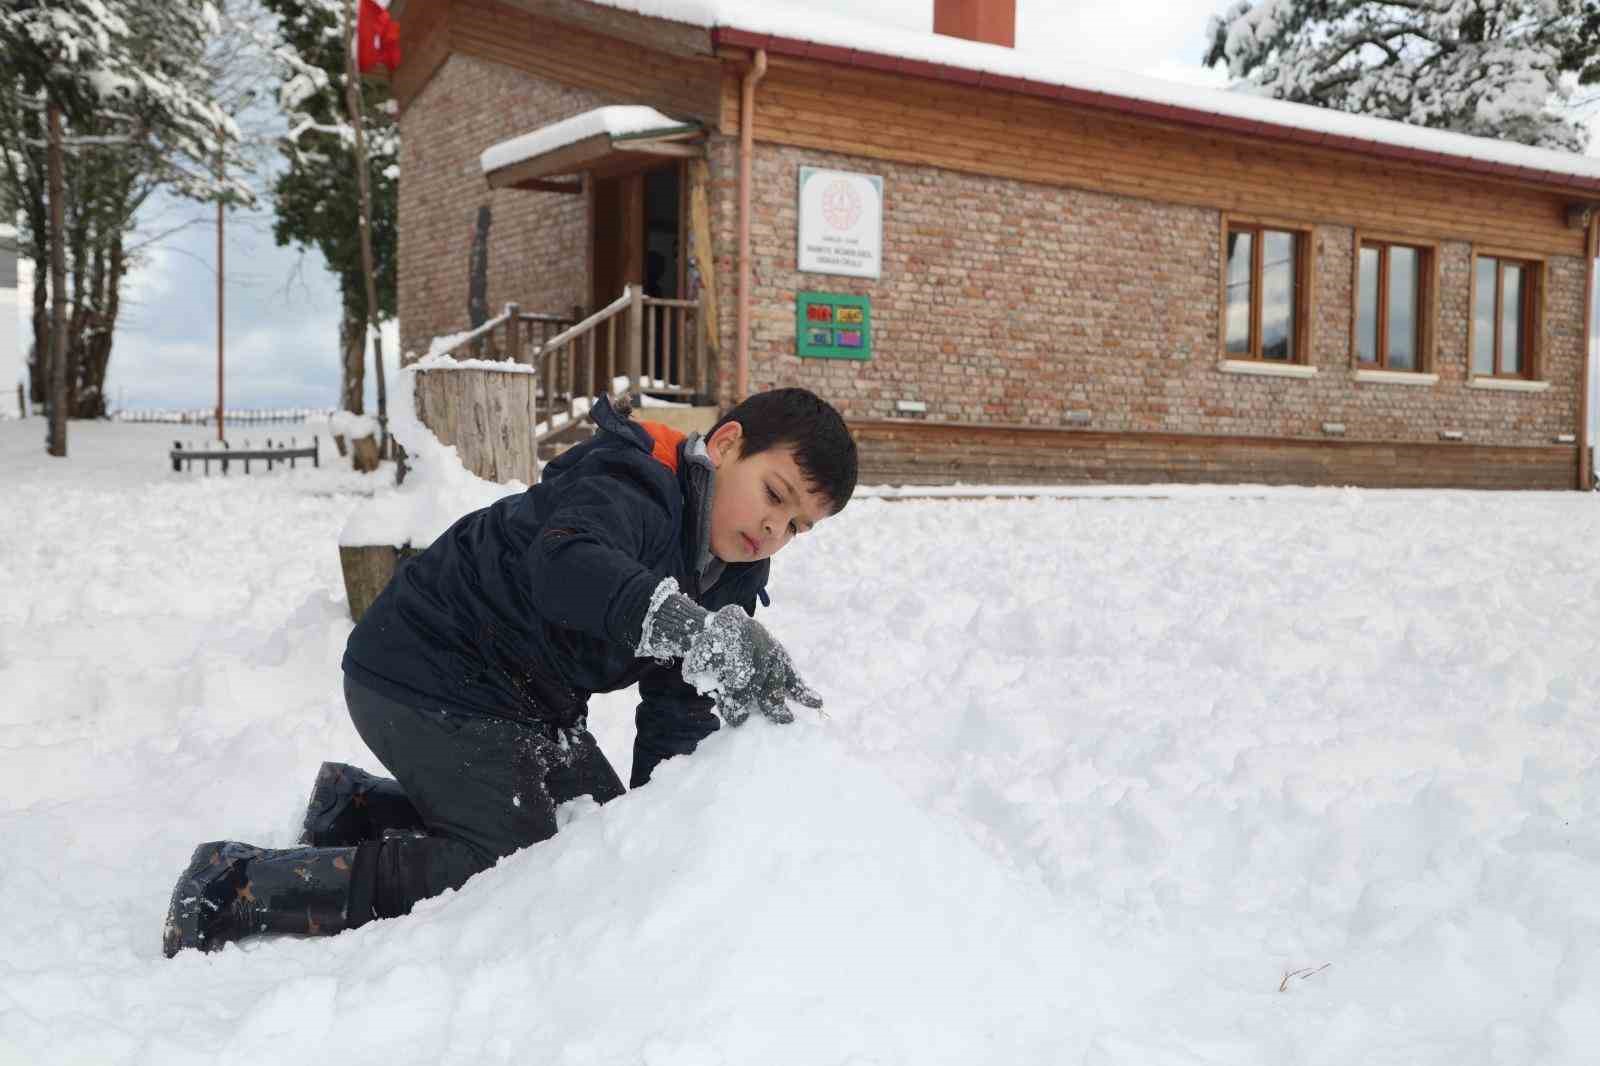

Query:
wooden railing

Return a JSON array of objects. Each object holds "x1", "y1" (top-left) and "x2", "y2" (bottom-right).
[
  {"x1": 426, "y1": 287, "x2": 708, "y2": 448},
  {"x1": 640, "y1": 295, "x2": 706, "y2": 400}
]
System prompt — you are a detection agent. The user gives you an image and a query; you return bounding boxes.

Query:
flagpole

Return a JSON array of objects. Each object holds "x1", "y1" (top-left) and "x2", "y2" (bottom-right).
[
  {"x1": 216, "y1": 129, "x2": 226, "y2": 443},
  {"x1": 344, "y1": 0, "x2": 388, "y2": 455}
]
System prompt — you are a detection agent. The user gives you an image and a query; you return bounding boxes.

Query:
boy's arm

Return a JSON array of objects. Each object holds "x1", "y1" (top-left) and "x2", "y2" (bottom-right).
[
  {"x1": 526, "y1": 473, "x2": 669, "y2": 647},
  {"x1": 631, "y1": 663, "x2": 720, "y2": 787}
]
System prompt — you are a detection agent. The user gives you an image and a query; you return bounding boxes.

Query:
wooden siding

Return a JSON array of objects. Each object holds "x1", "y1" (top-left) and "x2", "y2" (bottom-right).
[
  {"x1": 736, "y1": 56, "x2": 1586, "y2": 259},
  {"x1": 440, "y1": 0, "x2": 723, "y2": 124},
  {"x1": 851, "y1": 420, "x2": 1580, "y2": 491},
  {"x1": 391, "y1": 0, "x2": 453, "y2": 110}
]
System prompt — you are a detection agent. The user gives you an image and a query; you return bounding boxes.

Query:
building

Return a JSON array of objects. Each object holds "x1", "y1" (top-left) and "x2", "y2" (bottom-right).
[{"x1": 385, "y1": 0, "x2": 1598, "y2": 490}]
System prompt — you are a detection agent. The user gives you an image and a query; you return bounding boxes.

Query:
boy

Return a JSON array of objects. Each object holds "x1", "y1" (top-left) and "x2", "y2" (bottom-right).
[{"x1": 163, "y1": 387, "x2": 857, "y2": 956}]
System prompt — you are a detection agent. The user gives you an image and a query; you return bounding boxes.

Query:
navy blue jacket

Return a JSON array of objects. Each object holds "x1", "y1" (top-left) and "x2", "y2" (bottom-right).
[{"x1": 343, "y1": 396, "x2": 770, "y2": 785}]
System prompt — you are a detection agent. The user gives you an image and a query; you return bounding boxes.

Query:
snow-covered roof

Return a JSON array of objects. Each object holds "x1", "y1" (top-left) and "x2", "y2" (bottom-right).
[
  {"x1": 582, "y1": 0, "x2": 1600, "y2": 190},
  {"x1": 480, "y1": 106, "x2": 699, "y2": 175}
]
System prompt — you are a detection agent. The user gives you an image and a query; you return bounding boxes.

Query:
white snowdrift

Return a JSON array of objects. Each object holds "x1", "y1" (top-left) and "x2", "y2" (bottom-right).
[{"x1": 2, "y1": 420, "x2": 1599, "y2": 1065}]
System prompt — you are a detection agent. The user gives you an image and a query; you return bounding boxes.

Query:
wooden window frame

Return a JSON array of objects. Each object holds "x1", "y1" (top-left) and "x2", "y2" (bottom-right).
[
  {"x1": 1468, "y1": 248, "x2": 1545, "y2": 381},
  {"x1": 1219, "y1": 215, "x2": 1315, "y2": 366},
  {"x1": 1351, "y1": 232, "x2": 1438, "y2": 373}
]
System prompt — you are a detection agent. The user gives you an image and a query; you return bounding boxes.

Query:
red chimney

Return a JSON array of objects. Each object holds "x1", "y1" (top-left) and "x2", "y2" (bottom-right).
[{"x1": 933, "y1": 0, "x2": 1015, "y2": 47}]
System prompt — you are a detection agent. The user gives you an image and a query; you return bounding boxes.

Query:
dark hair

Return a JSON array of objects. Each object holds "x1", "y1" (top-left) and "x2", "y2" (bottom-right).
[{"x1": 710, "y1": 388, "x2": 858, "y2": 513}]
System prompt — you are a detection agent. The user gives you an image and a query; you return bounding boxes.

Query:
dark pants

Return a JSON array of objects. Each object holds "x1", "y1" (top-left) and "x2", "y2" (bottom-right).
[{"x1": 344, "y1": 676, "x2": 626, "y2": 919}]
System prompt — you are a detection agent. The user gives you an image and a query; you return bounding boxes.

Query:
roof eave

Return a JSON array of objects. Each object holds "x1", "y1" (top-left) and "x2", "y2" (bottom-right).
[{"x1": 711, "y1": 26, "x2": 1600, "y2": 196}]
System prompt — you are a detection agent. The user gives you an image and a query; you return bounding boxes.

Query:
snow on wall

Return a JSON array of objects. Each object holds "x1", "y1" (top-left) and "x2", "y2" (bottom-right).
[{"x1": 585, "y1": 0, "x2": 1600, "y2": 182}]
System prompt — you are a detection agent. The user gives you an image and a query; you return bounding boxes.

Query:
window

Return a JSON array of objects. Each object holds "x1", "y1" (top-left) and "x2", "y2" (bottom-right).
[
  {"x1": 1471, "y1": 254, "x2": 1540, "y2": 379},
  {"x1": 1224, "y1": 223, "x2": 1309, "y2": 362},
  {"x1": 1356, "y1": 240, "x2": 1432, "y2": 371}
]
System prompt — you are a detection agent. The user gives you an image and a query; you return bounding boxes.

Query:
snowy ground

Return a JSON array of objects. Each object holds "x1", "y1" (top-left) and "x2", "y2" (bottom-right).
[{"x1": 3, "y1": 419, "x2": 1599, "y2": 1066}]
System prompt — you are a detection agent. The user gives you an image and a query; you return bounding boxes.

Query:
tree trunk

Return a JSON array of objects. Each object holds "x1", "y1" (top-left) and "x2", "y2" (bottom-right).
[
  {"x1": 340, "y1": 308, "x2": 365, "y2": 414},
  {"x1": 70, "y1": 211, "x2": 104, "y2": 418},
  {"x1": 28, "y1": 257, "x2": 47, "y2": 407},
  {"x1": 63, "y1": 158, "x2": 93, "y2": 421},
  {"x1": 46, "y1": 102, "x2": 67, "y2": 458},
  {"x1": 78, "y1": 231, "x2": 123, "y2": 419}
]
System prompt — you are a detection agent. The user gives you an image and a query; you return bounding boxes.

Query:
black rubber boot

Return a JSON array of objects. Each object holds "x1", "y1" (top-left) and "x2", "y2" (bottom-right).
[
  {"x1": 162, "y1": 840, "x2": 372, "y2": 957},
  {"x1": 298, "y1": 761, "x2": 425, "y2": 847}
]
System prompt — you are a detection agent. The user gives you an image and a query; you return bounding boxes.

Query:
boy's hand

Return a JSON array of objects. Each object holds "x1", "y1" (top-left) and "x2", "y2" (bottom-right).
[
  {"x1": 635, "y1": 578, "x2": 822, "y2": 725},
  {"x1": 681, "y1": 605, "x2": 823, "y2": 726}
]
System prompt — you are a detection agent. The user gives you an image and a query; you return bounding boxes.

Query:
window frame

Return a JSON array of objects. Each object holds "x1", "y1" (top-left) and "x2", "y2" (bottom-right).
[
  {"x1": 1468, "y1": 248, "x2": 1545, "y2": 381},
  {"x1": 1351, "y1": 232, "x2": 1438, "y2": 374},
  {"x1": 1219, "y1": 215, "x2": 1316, "y2": 366}
]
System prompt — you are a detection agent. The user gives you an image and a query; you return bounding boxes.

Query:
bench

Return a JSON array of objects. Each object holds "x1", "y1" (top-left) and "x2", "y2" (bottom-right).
[{"x1": 170, "y1": 437, "x2": 320, "y2": 475}]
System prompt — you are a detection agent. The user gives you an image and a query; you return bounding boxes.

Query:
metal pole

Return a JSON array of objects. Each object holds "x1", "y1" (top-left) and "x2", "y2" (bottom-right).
[{"x1": 216, "y1": 136, "x2": 226, "y2": 443}]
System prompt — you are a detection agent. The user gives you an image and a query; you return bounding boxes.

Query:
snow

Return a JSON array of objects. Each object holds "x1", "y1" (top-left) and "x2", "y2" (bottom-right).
[
  {"x1": 587, "y1": 0, "x2": 1600, "y2": 181},
  {"x1": 318, "y1": 410, "x2": 380, "y2": 440},
  {"x1": 338, "y1": 367, "x2": 520, "y2": 548},
  {"x1": 480, "y1": 106, "x2": 695, "y2": 175},
  {"x1": 4, "y1": 418, "x2": 1600, "y2": 1064}
]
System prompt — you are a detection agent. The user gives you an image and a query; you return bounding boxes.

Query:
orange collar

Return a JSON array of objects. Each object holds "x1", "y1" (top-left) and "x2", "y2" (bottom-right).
[{"x1": 638, "y1": 420, "x2": 686, "y2": 473}]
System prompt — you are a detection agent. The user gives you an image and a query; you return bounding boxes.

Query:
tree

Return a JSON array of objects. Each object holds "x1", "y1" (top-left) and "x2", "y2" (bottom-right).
[
  {"x1": 1204, "y1": 0, "x2": 1598, "y2": 151},
  {"x1": 261, "y1": 0, "x2": 398, "y2": 419},
  {"x1": 0, "y1": 0, "x2": 249, "y2": 452}
]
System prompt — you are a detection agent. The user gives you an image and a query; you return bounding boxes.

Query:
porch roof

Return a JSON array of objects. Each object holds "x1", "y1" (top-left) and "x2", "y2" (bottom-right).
[{"x1": 481, "y1": 106, "x2": 703, "y2": 192}]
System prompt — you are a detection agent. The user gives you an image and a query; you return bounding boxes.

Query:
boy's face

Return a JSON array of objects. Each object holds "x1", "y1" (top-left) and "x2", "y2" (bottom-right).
[{"x1": 705, "y1": 421, "x2": 832, "y2": 562}]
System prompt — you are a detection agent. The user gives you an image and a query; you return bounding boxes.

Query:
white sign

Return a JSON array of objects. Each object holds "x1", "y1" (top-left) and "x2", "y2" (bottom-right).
[{"x1": 798, "y1": 167, "x2": 883, "y2": 279}]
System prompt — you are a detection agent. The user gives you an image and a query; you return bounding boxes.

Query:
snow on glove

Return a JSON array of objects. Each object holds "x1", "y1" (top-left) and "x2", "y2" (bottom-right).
[
  {"x1": 634, "y1": 577, "x2": 822, "y2": 726},
  {"x1": 682, "y1": 604, "x2": 822, "y2": 726}
]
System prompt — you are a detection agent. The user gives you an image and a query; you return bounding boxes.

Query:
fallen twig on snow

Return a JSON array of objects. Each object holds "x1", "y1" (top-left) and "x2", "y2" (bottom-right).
[{"x1": 1279, "y1": 963, "x2": 1332, "y2": 992}]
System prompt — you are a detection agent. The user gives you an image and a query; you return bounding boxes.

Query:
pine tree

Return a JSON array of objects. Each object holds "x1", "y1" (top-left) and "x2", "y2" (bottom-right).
[
  {"x1": 1204, "y1": 0, "x2": 1597, "y2": 152},
  {"x1": 260, "y1": 0, "x2": 398, "y2": 418},
  {"x1": 0, "y1": 0, "x2": 248, "y2": 451}
]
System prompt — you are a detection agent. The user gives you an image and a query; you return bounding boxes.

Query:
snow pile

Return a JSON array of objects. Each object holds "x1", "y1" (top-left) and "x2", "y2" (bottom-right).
[
  {"x1": 481, "y1": 106, "x2": 695, "y2": 174},
  {"x1": 332, "y1": 410, "x2": 381, "y2": 440},
  {"x1": 337, "y1": 365, "x2": 520, "y2": 548},
  {"x1": 3, "y1": 420, "x2": 1600, "y2": 1065}
]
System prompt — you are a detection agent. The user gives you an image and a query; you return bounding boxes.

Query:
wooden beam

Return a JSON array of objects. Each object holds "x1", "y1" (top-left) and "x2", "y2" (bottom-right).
[
  {"x1": 483, "y1": 132, "x2": 613, "y2": 186},
  {"x1": 621, "y1": 141, "x2": 705, "y2": 158},
  {"x1": 506, "y1": 177, "x2": 584, "y2": 194},
  {"x1": 485, "y1": 0, "x2": 713, "y2": 59}
]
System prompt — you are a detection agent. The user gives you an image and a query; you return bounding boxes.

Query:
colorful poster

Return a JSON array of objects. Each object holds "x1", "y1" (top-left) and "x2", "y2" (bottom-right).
[{"x1": 797, "y1": 293, "x2": 870, "y2": 360}]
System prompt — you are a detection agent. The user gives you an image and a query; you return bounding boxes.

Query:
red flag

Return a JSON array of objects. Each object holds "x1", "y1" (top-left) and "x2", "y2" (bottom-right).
[{"x1": 357, "y1": 0, "x2": 401, "y2": 74}]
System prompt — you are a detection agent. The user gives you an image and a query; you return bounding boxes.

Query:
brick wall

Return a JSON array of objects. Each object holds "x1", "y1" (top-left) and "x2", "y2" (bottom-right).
[
  {"x1": 731, "y1": 142, "x2": 1585, "y2": 451},
  {"x1": 398, "y1": 55, "x2": 614, "y2": 362},
  {"x1": 398, "y1": 58, "x2": 1586, "y2": 485}
]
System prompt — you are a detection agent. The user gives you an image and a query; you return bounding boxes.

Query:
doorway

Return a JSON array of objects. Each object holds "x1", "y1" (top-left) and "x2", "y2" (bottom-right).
[{"x1": 591, "y1": 162, "x2": 684, "y2": 388}]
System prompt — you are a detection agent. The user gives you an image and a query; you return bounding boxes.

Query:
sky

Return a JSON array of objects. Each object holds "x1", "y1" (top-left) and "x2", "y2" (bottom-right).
[{"x1": 1, "y1": 0, "x2": 1593, "y2": 418}]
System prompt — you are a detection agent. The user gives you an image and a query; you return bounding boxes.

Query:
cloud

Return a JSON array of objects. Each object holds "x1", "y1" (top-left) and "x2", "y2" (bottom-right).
[{"x1": 1019, "y1": 0, "x2": 1227, "y2": 68}]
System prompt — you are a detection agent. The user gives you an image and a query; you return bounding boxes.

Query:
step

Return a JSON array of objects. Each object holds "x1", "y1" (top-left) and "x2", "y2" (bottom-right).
[{"x1": 635, "y1": 405, "x2": 720, "y2": 435}]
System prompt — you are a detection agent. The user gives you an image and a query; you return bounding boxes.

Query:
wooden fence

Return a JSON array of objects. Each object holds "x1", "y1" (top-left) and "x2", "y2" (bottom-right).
[
  {"x1": 116, "y1": 407, "x2": 334, "y2": 426},
  {"x1": 412, "y1": 288, "x2": 708, "y2": 483}
]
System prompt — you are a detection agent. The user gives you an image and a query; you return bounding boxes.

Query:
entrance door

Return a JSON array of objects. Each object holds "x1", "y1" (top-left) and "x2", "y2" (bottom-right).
[{"x1": 591, "y1": 162, "x2": 684, "y2": 389}]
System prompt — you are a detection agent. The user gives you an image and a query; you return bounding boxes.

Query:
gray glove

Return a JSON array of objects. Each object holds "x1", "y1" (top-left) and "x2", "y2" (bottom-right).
[{"x1": 635, "y1": 577, "x2": 822, "y2": 726}]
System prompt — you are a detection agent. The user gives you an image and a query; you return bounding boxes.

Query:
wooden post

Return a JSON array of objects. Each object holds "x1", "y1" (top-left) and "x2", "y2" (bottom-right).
[
  {"x1": 505, "y1": 303, "x2": 520, "y2": 363},
  {"x1": 626, "y1": 285, "x2": 643, "y2": 392},
  {"x1": 46, "y1": 101, "x2": 67, "y2": 458},
  {"x1": 15, "y1": 383, "x2": 24, "y2": 418}
]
